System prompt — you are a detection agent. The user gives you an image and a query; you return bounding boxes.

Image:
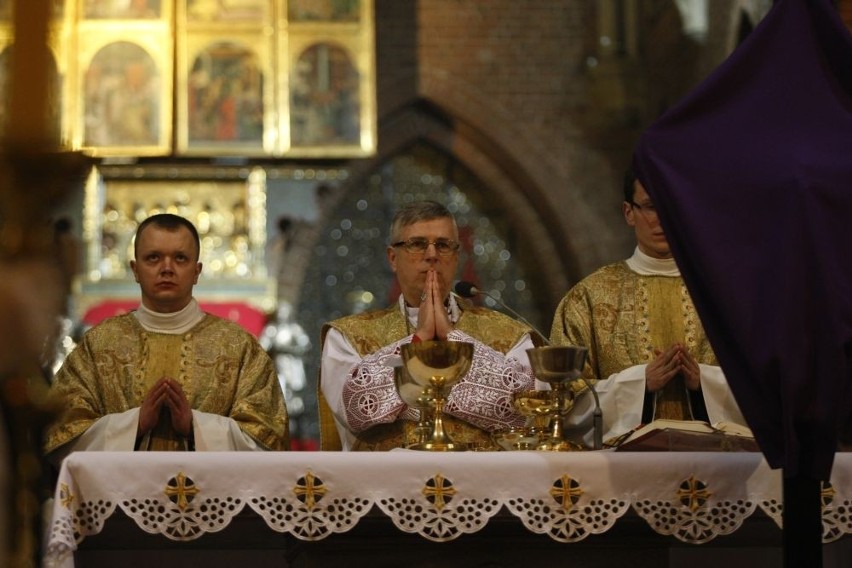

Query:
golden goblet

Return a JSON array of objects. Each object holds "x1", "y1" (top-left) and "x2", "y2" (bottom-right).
[
  {"x1": 398, "y1": 341, "x2": 473, "y2": 451},
  {"x1": 526, "y1": 346, "x2": 588, "y2": 451},
  {"x1": 512, "y1": 389, "x2": 579, "y2": 451},
  {"x1": 513, "y1": 389, "x2": 559, "y2": 444},
  {"x1": 491, "y1": 426, "x2": 543, "y2": 451},
  {"x1": 393, "y1": 366, "x2": 434, "y2": 447}
]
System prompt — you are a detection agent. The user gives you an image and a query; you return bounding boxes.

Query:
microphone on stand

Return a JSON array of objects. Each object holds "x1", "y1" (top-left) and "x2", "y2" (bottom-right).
[
  {"x1": 454, "y1": 281, "x2": 548, "y2": 345},
  {"x1": 453, "y1": 280, "x2": 603, "y2": 450}
]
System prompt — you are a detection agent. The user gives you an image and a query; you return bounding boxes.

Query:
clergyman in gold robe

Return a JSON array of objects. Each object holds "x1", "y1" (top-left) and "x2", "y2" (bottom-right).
[
  {"x1": 319, "y1": 201, "x2": 544, "y2": 451},
  {"x1": 550, "y1": 169, "x2": 747, "y2": 447},
  {"x1": 44, "y1": 214, "x2": 288, "y2": 463}
]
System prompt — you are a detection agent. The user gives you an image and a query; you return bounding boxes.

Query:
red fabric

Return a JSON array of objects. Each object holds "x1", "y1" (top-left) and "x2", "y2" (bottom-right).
[
  {"x1": 290, "y1": 438, "x2": 319, "y2": 451},
  {"x1": 82, "y1": 301, "x2": 268, "y2": 338}
]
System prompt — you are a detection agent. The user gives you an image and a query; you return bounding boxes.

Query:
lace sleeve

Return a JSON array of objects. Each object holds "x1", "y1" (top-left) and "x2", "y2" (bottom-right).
[
  {"x1": 341, "y1": 337, "x2": 420, "y2": 433},
  {"x1": 443, "y1": 330, "x2": 535, "y2": 431}
]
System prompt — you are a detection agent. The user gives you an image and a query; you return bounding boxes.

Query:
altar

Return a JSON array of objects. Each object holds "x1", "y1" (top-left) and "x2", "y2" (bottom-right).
[{"x1": 44, "y1": 451, "x2": 852, "y2": 568}]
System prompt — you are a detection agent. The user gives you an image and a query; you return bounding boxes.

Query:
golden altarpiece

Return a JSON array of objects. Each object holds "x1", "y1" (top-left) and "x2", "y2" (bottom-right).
[
  {"x1": 0, "y1": 0, "x2": 376, "y2": 320},
  {"x1": 0, "y1": 4, "x2": 374, "y2": 562},
  {"x1": 78, "y1": 164, "x2": 276, "y2": 319}
]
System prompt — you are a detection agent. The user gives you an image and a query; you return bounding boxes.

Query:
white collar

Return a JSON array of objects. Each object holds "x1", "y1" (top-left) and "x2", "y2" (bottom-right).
[
  {"x1": 133, "y1": 298, "x2": 205, "y2": 334},
  {"x1": 625, "y1": 247, "x2": 681, "y2": 276}
]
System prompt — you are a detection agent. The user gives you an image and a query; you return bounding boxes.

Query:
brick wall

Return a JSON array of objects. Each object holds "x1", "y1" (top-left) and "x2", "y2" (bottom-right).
[
  {"x1": 357, "y1": 1, "x2": 630, "y2": 304},
  {"x1": 331, "y1": 0, "x2": 757, "y2": 309}
]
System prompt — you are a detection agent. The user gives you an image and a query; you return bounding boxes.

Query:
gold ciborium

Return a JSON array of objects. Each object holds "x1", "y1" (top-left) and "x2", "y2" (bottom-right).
[
  {"x1": 512, "y1": 389, "x2": 575, "y2": 450},
  {"x1": 526, "y1": 346, "x2": 588, "y2": 451},
  {"x1": 491, "y1": 426, "x2": 543, "y2": 451},
  {"x1": 397, "y1": 341, "x2": 473, "y2": 451}
]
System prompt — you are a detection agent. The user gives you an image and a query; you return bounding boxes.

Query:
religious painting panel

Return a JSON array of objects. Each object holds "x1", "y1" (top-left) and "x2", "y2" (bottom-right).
[
  {"x1": 289, "y1": 42, "x2": 359, "y2": 147},
  {"x1": 281, "y1": 0, "x2": 375, "y2": 157},
  {"x1": 283, "y1": 35, "x2": 375, "y2": 157},
  {"x1": 184, "y1": 0, "x2": 270, "y2": 23},
  {"x1": 80, "y1": 165, "x2": 275, "y2": 314},
  {"x1": 74, "y1": 15, "x2": 173, "y2": 155},
  {"x1": 77, "y1": 40, "x2": 165, "y2": 153},
  {"x1": 82, "y1": 0, "x2": 164, "y2": 20},
  {"x1": 1, "y1": 0, "x2": 377, "y2": 158},
  {"x1": 288, "y1": 0, "x2": 360, "y2": 22},
  {"x1": 177, "y1": 0, "x2": 275, "y2": 155},
  {"x1": 177, "y1": 36, "x2": 273, "y2": 154}
]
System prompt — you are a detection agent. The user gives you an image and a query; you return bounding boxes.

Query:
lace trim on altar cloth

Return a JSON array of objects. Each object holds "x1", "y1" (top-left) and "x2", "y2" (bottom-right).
[{"x1": 43, "y1": 469, "x2": 852, "y2": 567}]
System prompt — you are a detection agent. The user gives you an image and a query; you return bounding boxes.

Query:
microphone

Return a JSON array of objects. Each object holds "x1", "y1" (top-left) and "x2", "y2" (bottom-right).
[
  {"x1": 453, "y1": 280, "x2": 603, "y2": 450},
  {"x1": 454, "y1": 281, "x2": 549, "y2": 345}
]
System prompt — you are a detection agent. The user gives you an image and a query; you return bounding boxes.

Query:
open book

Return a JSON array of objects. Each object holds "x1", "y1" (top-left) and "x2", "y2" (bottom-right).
[{"x1": 613, "y1": 419, "x2": 759, "y2": 452}]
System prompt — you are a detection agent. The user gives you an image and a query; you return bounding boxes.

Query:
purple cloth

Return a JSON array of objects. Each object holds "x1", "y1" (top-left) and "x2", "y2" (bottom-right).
[{"x1": 634, "y1": 0, "x2": 852, "y2": 479}]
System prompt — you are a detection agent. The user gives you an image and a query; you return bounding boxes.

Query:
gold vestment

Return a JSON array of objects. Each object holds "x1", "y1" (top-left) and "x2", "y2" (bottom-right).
[
  {"x1": 550, "y1": 262, "x2": 718, "y2": 421},
  {"x1": 320, "y1": 298, "x2": 535, "y2": 450},
  {"x1": 44, "y1": 313, "x2": 289, "y2": 453}
]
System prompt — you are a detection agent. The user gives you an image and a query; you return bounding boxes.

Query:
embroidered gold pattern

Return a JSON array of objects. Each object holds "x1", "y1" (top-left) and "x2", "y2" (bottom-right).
[
  {"x1": 422, "y1": 474, "x2": 456, "y2": 511},
  {"x1": 59, "y1": 483, "x2": 74, "y2": 509},
  {"x1": 43, "y1": 313, "x2": 289, "y2": 453},
  {"x1": 677, "y1": 475, "x2": 711, "y2": 512},
  {"x1": 550, "y1": 475, "x2": 583, "y2": 512},
  {"x1": 293, "y1": 471, "x2": 327, "y2": 509},
  {"x1": 326, "y1": 299, "x2": 533, "y2": 451},
  {"x1": 821, "y1": 481, "x2": 836, "y2": 508},
  {"x1": 164, "y1": 472, "x2": 200, "y2": 511},
  {"x1": 551, "y1": 262, "x2": 719, "y2": 396}
]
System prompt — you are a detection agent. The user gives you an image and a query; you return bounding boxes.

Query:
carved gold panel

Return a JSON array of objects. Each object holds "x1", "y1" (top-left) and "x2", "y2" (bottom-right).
[{"x1": 79, "y1": 164, "x2": 275, "y2": 315}]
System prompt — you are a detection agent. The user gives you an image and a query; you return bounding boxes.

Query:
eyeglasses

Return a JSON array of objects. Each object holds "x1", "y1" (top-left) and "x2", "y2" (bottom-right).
[
  {"x1": 629, "y1": 201, "x2": 658, "y2": 219},
  {"x1": 391, "y1": 238, "x2": 460, "y2": 256}
]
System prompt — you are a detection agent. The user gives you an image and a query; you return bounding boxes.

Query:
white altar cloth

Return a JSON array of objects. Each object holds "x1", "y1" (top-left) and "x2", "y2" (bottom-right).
[{"x1": 44, "y1": 451, "x2": 852, "y2": 568}]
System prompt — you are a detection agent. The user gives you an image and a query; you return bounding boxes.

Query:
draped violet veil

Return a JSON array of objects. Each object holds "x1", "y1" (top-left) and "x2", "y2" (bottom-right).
[{"x1": 634, "y1": 0, "x2": 852, "y2": 481}]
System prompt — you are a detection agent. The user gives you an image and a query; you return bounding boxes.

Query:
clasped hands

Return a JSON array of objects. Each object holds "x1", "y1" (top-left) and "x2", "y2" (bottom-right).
[
  {"x1": 645, "y1": 343, "x2": 701, "y2": 392},
  {"x1": 138, "y1": 377, "x2": 193, "y2": 438},
  {"x1": 414, "y1": 270, "x2": 454, "y2": 342}
]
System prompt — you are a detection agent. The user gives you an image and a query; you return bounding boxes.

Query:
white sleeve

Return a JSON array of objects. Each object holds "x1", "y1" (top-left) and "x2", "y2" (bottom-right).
[
  {"x1": 700, "y1": 364, "x2": 748, "y2": 427},
  {"x1": 565, "y1": 363, "x2": 748, "y2": 447},
  {"x1": 47, "y1": 407, "x2": 263, "y2": 466},
  {"x1": 319, "y1": 328, "x2": 380, "y2": 451},
  {"x1": 564, "y1": 365, "x2": 647, "y2": 447},
  {"x1": 47, "y1": 408, "x2": 141, "y2": 466},
  {"x1": 191, "y1": 410, "x2": 263, "y2": 451}
]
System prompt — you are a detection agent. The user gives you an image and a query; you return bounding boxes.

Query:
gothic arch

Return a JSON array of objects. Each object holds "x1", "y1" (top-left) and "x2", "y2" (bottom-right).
[
  {"x1": 412, "y1": 67, "x2": 620, "y2": 291},
  {"x1": 333, "y1": 101, "x2": 590, "y2": 314}
]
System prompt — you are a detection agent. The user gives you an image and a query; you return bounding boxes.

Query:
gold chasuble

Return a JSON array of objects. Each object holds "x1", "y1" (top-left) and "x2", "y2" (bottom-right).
[
  {"x1": 44, "y1": 313, "x2": 288, "y2": 453},
  {"x1": 551, "y1": 261, "x2": 718, "y2": 421},
  {"x1": 645, "y1": 277, "x2": 690, "y2": 420},
  {"x1": 321, "y1": 298, "x2": 533, "y2": 451},
  {"x1": 143, "y1": 334, "x2": 188, "y2": 450}
]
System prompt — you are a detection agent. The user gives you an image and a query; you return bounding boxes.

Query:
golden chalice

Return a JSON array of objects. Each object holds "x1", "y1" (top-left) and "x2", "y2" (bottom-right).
[
  {"x1": 508, "y1": 389, "x2": 569, "y2": 450},
  {"x1": 397, "y1": 341, "x2": 473, "y2": 451},
  {"x1": 491, "y1": 426, "x2": 543, "y2": 451},
  {"x1": 525, "y1": 345, "x2": 588, "y2": 451},
  {"x1": 394, "y1": 366, "x2": 434, "y2": 447}
]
